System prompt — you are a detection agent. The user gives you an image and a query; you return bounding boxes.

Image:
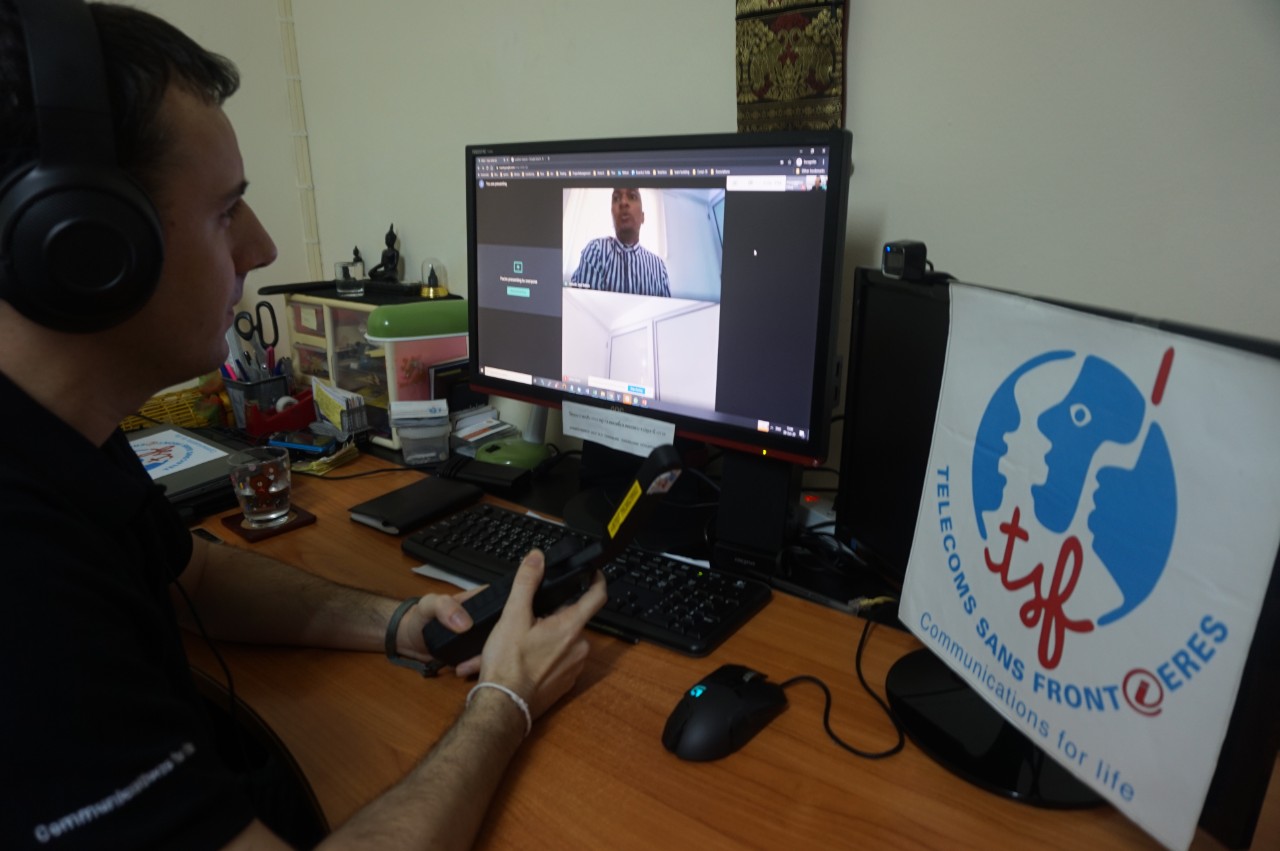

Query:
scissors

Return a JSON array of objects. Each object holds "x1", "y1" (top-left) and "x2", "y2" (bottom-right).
[{"x1": 234, "y1": 300, "x2": 279, "y2": 350}]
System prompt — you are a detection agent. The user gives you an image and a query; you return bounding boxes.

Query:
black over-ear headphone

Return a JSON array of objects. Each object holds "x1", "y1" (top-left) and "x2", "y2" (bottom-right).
[{"x1": 0, "y1": 0, "x2": 163, "y2": 332}]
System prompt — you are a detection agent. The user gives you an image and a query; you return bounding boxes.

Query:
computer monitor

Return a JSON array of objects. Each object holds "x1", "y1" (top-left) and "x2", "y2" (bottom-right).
[
  {"x1": 465, "y1": 130, "x2": 852, "y2": 573},
  {"x1": 835, "y1": 267, "x2": 1280, "y2": 847}
]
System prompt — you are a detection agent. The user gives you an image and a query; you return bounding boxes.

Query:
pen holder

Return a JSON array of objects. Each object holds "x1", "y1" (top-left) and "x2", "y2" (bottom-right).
[
  {"x1": 226, "y1": 375, "x2": 291, "y2": 432},
  {"x1": 244, "y1": 387, "x2": 316, "y2": 437}
]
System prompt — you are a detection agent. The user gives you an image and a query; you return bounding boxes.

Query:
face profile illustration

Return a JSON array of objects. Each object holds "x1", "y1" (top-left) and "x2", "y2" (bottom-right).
[{"x1": 972, "y1": 351, "x2": 1177, "y2": 628}]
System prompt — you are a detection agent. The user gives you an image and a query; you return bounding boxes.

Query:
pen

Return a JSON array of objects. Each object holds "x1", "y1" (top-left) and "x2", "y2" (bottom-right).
[{"x1": 265, "y1": 345, "x2": 275, "y2": 375}]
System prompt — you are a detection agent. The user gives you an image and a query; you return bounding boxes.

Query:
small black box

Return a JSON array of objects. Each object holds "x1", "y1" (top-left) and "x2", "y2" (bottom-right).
[{"x1": 882, "y1": 240, "x2": 928, "y2": 281}]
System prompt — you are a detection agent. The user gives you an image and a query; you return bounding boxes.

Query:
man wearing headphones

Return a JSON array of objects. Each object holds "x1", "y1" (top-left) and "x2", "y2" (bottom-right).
[{"x1": 0, "y1": 2, "x2": 606, "y2": 849}]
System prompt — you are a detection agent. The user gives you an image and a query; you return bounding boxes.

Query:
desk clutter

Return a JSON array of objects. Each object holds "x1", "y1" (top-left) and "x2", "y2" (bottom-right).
[
  {"x1": 286, "y1": 295, "x2": 470, "y2": 451},
  {"x1": 122, "y1": 356, "x2": 527, "y2": 496},
  {"x1": 125, "y1": 296, "x2": 511, "y2": 484}
]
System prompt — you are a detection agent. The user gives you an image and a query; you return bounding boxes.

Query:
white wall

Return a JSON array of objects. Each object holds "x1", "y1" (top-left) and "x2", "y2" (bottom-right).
[
  {"x1": 289, "y1": 0, "x2": 736, "y2": 297},
  {"x1": 141, "y1": 0, "x2": 1280, "y2": 442},
  {"x1": 844, "y1": 0, "x2": 1280, "y2": 339}
]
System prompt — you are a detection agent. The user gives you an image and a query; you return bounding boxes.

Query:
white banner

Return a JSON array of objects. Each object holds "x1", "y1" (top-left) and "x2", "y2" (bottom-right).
[{"x1": 900, "y1": 285, "x2": 1280, "y2": 850}]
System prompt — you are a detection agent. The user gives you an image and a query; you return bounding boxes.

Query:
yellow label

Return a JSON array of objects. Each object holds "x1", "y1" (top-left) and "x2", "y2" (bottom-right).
[{"x1": 608, "y1": 480, "x2": 642, "y2": 539}]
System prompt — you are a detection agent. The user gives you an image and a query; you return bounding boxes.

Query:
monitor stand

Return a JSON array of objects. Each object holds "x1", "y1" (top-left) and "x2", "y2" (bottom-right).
[
  {"x1": 885, "y1": 648, "x2": 1103, "y2": 808},
  {"x1": 562, "y1": 439, "x2": 716, "y2": 559},
  {"x1": 712, "y1": 451, "x2": 874, "y2": 610}
]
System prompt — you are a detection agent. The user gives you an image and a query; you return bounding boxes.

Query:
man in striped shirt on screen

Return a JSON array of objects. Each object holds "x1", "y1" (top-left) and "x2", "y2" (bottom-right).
[{"x1": 570, "y1": 187, "x2": 671, "y2": 297}]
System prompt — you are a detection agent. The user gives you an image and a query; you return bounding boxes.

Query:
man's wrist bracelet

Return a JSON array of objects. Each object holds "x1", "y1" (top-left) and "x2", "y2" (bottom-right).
[
  {"x1": 466, "y1": 682, "x2": 532, "y2": 737},
  {"x1": 384, "y1": 596, "x2": 442, "y2": 678}
]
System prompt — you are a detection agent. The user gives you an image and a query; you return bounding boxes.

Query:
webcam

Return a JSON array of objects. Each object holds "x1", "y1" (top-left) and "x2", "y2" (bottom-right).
[{"x1": 881, "y1": 240, "x2": 928, "y2": 281}]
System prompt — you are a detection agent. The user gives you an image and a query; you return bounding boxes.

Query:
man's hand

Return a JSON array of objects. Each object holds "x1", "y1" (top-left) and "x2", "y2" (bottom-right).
[
  {"x1": 392, "y1": 548, "x2": 607, "y2": 715},
  {"x1": 478, "y1": 549, "x2": 608, "y2": 719},
  {"x1": 392, "y1": 587, "x2": 481, "y2": 671}
]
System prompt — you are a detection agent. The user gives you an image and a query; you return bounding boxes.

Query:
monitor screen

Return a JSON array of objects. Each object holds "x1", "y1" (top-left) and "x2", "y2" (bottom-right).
[{"x1": 465, "y1": 130, "x2": 852, "y2": 469}]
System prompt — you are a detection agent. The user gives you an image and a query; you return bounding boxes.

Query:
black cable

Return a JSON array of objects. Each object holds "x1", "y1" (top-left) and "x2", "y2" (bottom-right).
[
  {"x1": 782, "y1": 524, "x2": 852, "y2": 580},
  {"x1": 173, "y1": 578, "x2": 253, "y2": 773},
  {"x1": 174, "y1": 579, "x2": 233, "y2": 696},
  {"x1": 779, "y1": 617, "x2": 904, "y2": 760},
  {"x1": 531, "y1": 445, "x2": 576, "y2": 480},
  {"x1": 313, "y1": 464, "x2": 424, "y2": 480},
  {"x1": 682, "y1": 466, "x2": 721, "y2": 497}
]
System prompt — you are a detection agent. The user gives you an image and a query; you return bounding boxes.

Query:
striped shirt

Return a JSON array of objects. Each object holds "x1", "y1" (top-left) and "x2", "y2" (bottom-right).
[{"x1": 569, "y1": 237, "x2": 671, "y2": 297}]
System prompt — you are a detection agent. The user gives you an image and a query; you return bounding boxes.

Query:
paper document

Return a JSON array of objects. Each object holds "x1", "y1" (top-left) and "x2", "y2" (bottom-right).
[{"x1": 561, "y1": 401, "x2": 674, "y2": 458}]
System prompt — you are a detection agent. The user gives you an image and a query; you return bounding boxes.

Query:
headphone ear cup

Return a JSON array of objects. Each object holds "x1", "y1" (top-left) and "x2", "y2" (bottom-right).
[{"x1": 0, "y1": 162, "x2": 164, "y2": 332}]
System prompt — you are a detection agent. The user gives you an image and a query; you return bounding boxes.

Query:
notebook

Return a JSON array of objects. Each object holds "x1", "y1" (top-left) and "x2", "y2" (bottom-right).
[
  {"x1": 348, "y1": 475, "x2": 482, "y2": 535},
  {"x1": 128, "y1": 425, "x2": 242, "y2": 521}
]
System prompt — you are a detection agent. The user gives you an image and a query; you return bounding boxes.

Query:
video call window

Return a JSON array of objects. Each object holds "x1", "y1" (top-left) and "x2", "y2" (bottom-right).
[
  {"x1": 560, "y1": 186, "x2": 727, "y2": 412},
  {"x1": 562, "y1": 187, "x2": 725, "y2": 303}
]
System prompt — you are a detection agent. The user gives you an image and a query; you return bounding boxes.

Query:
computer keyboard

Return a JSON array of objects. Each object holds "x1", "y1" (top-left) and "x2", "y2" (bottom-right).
[{"x1": 402, "y1": 503, "x2": 772, "y2": 656}]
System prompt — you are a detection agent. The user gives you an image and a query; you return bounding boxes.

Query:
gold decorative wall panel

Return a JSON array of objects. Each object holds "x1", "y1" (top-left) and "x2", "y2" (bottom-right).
[{"x1": 736, "y1": 0, "x2": 847, "y2": 132}]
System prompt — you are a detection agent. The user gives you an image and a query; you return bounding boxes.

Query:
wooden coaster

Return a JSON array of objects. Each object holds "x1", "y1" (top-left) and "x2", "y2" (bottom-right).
[{"x1": 220, "y1": 505, "x2": 316, "y2": 542}]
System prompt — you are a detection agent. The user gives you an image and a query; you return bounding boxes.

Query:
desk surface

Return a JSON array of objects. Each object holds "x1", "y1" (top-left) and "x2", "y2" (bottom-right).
[{"x1": 187, "y1": 454, "x2": 1279, "y2": 850}]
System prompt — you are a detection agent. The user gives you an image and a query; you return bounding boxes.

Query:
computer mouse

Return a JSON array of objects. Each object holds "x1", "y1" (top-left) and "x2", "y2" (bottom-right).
[{"x1": 662, "y1": 664, "x2": 788, "y2": 761}]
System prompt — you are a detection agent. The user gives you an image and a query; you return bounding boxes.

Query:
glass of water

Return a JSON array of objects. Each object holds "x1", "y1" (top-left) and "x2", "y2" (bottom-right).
[{"x1": 228, "y1": 447, "x2": 292, "y2": 528}]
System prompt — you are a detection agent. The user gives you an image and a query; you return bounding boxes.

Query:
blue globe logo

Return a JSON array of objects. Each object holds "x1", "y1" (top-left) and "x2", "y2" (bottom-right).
[{"x1": 971, "y1": 351, "x2": 1177, "y2": 627}]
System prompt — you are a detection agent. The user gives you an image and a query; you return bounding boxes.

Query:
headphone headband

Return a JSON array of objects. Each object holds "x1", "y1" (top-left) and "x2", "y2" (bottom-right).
[{"x1": 16, "y1": 0, "x2": 116, "y2": 165}]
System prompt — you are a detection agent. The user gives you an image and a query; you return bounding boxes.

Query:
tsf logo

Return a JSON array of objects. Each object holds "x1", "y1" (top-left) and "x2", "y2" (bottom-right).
[
  {"x1": 971, "y1": 348, "x2": 1177, "y2": 670},
  {"x1": 135, "y1": 440, "x2": 192, "y2": 473}
]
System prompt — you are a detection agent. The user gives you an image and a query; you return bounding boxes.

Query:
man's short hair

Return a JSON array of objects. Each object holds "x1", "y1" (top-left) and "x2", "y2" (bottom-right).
[{"x1": 0, "y1": 0, "x2": 240, "y2": 199}]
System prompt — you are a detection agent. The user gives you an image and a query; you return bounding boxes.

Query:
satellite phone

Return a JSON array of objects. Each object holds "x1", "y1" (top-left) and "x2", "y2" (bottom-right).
[{"x1": 422, "y1": 444, "x2": 683, "y2": 666}]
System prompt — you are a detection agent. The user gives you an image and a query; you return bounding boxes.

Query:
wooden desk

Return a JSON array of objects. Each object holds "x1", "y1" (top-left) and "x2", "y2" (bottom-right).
[{"x1": 188, "y1": 454, "x2": 1279, "y2": 850}]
